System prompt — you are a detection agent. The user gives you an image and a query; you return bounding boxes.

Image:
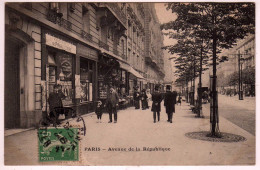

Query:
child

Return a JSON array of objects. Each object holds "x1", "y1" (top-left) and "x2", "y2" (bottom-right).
[{"x1": 95, "y1": 100, "x2": 103, "y2": 123}]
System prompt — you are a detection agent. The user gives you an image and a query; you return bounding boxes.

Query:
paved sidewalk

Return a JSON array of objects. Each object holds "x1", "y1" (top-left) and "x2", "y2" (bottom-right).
[{"x1": 4, "y1": 102, "x2": 255, "y2": 165}]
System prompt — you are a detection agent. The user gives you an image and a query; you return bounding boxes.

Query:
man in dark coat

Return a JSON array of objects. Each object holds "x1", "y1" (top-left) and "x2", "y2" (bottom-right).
[
  {"x1": 106, "y1": 87, "x2": 119, "y2": 123},
  {"x1": 151, "y1": 85, "x2": 163, "y2": 123},
  {"x1": 133, "y1": 87, "x2": 140, "y2": 109},
  {"x1": 164, "y1": 85, "x2": 177, "y2": 123},
  {"x1": 141, "y1": 89, "x2": 148, "y2": 110},
  {"x1": 48, "y1": 84, "x2": 65, "y2": 125}
]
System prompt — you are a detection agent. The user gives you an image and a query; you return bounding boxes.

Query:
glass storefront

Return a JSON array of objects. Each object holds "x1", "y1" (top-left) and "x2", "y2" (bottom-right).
[
  {"x1": 48, "y1": 50, "x2": 74, "y2": 105},
  {"x1": 80, "y1": 57, "x2": 94, "y2": 103}
]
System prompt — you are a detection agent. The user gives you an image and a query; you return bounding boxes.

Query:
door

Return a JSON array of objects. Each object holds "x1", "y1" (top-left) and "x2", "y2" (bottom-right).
[{"x1": 5, "y1": 37, "x2": 22, "y2": 128}]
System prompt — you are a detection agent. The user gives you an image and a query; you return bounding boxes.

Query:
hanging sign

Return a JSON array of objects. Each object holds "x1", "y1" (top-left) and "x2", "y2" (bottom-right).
[{"x1": 46, "y1": 34, "x2": 76, "y2": 54}]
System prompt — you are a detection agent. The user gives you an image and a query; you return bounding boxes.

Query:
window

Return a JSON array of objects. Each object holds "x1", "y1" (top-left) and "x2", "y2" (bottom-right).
[
  {"x1": 48, "y1": 51, "x2": 73, "y2": 105},
  {"x1": 80, "y1": 57, "x2": 94, "y2": 102},
  {"x1": 128, "y1": 22, "x2": 132, "y2": 38},
  {"x1": 50, "y1": 2, "x2": 60, "y2": 11},
  {"x1": 121, "y1": 40, "x2": 125, "y2": 58},
  {"x1": 82, "y1": 5, "x2": 90, "y2": 33}
]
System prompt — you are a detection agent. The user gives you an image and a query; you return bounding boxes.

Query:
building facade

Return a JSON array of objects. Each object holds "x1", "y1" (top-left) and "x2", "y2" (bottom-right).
[
  {"x1": 144, "y1": 3, "x2": 165, "y2": 92},
  {"x1": 5, "y1": 2, "x2": 165, "y2": 128}
]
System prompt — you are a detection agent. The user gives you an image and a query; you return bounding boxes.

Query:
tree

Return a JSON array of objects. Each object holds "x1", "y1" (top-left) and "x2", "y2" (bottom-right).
[{"x1": 161, "y1": 2, "x2": 255, "y2": 137}]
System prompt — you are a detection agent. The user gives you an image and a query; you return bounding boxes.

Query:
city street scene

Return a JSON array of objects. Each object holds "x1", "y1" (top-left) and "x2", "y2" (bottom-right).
[{"x1": 3, "y1": 1, "x2": 256, "y2": 167}]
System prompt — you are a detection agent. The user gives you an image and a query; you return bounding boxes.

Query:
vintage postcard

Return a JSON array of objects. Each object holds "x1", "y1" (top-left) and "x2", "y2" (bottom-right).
[{"x1": 2, "y1": 0, "x2": 258, "y2": 168}]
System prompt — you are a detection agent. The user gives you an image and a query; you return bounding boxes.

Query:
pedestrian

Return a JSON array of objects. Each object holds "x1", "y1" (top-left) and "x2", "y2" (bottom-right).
[
  {"x1": 151, "y1": 85, "x2": 163, "y2": 123},
  {"x1": 133, "y1": 87, "x2": 140, "y2": 109},
  {"x1": 106, "y1": 87, "x2": 119, "y2": 123},
  {"x1": 177, "y1": 93, "x2": 182, "y2": 105},
  {"x1": 48, "y1": 84, "x2": 65, "y2": 125},
  {"x1": 141, "y1": 89, "x2": 148, "y2": 110},
  {"x1": 164, "y1": 85, "x2": 177, "y2": 123},
  {"x1": 146, "y1": 89, "x2": 152, "y2": 108},
  {"x1": 95, "y1": 100, "x2": 103, "y2": 123}
]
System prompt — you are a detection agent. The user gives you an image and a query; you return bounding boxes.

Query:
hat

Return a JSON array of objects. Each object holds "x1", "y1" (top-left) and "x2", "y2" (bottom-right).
[{"x1": 166, "y1": 85, "x2": 171, "y2": 90}]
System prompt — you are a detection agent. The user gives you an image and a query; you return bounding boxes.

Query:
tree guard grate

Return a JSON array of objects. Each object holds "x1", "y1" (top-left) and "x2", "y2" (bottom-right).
[{"x1": 185, "y1": 131, "x2": 246, "y2": 143}]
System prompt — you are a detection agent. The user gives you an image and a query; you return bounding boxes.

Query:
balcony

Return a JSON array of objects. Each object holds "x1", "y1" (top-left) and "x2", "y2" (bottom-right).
[
  {"x1": 98, "y1": 3, "x2": 127, "y2": 29},
  {"x1": 99, "y1": 40, "x2": 109, "y2": 51},
  {"x1": 47, "y1": 9, "x2": 72, "y2": 31},
  {"x1": 81, "y1": 30, "x2": 93, "y2": 42}
]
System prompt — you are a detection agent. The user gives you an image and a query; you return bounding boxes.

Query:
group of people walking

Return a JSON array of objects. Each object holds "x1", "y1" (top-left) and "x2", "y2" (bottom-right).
[
  {"x1": 133, "y1": 85, "x2": 178, "y2": 123},
  {"x1": 151, "y1": 85, "x2": 178, "y2": 123},
  {"x1": 133, "y1": 87, "x2": 151, "y2": 110},
  {"x1": 48, "y1": 83, "x2": 179, "y2": 125}
]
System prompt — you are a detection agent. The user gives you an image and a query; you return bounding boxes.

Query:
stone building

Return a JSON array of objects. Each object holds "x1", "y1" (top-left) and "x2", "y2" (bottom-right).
[
  {"x1": 4, "y1": 2, "x2": 165, "y2": 128},
  {"x1": 144, "y1": 3, "x2": 165, "y2": 92}
]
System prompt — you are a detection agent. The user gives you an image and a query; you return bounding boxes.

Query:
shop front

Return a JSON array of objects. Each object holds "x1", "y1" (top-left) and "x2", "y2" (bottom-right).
[
  {"x1": 41, "y1": 31, "x2": 77, "y2": 117},
  {"x1": 41, "y1": 30, "x2": 99, "y2": 117},
  {"x1": 76, "y1": 43, "x2": 98, "y2": 114},
  {"x1": 97, "y1": 55, "x2": 121, "y2": 105}
]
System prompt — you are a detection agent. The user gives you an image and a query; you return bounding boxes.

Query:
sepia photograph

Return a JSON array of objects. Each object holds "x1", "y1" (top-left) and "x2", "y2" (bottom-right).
[{"x1": 1, "y1": 0, "x2": 258, "y2": 168}]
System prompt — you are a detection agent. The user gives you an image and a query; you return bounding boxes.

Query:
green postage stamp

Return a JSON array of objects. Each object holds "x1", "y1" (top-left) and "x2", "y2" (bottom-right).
[{"x1": 38, "y1": 127, "x2": 80, "y2": 162}]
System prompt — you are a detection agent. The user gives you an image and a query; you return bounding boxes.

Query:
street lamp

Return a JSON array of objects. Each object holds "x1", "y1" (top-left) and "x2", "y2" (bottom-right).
[{"x1": 238, "y1": 52, "x2": 245, "y2": 100}]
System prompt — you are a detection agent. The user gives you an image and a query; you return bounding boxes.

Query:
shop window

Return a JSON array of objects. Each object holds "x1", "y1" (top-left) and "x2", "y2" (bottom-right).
[
  {"x1": 48, "y1": 51, "x2": 73, "y2": 105},
  {"x1": 80, "y1": 57, "x2": 94, "y2": 103}
]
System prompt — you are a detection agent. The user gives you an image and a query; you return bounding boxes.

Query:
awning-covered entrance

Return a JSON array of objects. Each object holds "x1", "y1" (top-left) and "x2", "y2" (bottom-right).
[{"x1": 119, "y1": 61, "x2": 144, "y2": 79}]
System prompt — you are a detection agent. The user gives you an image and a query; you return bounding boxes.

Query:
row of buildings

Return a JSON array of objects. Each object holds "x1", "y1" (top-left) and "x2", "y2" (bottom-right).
[
  {"x1": 5, "y1": 2, "x2": 166, "y2": 128},
  {"x1": 216, "y1": 34, "x2": 255, "y2": 96},
  {"x1": 190, "y1": 34, "x2": 255, "y2": 98}
]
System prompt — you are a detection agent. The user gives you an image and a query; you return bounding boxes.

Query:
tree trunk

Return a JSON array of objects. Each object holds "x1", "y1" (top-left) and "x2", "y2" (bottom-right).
[
  {"x1": 211, "y1": 20, "x2": 219, "y2": 136},
  {"x1": 197, "y1": 44, "x2": 203, "y2": 117}
]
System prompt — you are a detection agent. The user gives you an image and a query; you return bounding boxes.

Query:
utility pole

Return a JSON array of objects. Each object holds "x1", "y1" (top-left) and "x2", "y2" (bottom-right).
[{"x1": 238, "y1": 51, "x2": 243, "y2": 100}]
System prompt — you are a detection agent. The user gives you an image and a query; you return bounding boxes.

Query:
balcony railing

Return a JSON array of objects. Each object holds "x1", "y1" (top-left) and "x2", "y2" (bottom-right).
[
  {"x1": 99, "y1": 40, "x2": 109, "y2": 51},
  {"x1": 106, "y1": 3, "x2": 127, "y2": 28},
  {"x1": 81, "y1": 30, "x2": 93, "y2": 42},
  {"x1": 47, "y1": 9, "x2": 72, "y2": 31}
]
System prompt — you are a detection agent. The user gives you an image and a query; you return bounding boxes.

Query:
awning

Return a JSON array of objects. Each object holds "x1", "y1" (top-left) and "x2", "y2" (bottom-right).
[
  {"x1": 129, "y1": 67, "x2": 144, "y2": 79},
  {"x1": 119, "y1": 61, "x2": 144, "y2": 79},
  {"x1": 119, "y1": 61, "x2": 131, "y2": 71}
]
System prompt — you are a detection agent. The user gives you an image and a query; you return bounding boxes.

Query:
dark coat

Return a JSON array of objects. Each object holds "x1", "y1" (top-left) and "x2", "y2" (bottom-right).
[
  {"x1": 140, "y1": 92, "x2": 148, "y2": 101},
  {"x1": 151, "y1": 91, "x2": 163, "y2": 112},
  {"x1": 133, "y1": 91, "x2": 140, "y2": 101},
  {"x1": 95, "y1": 106, "x2": 103, "y2": 116},
  {"x1": 48, "y1": 92, "x2": 63, "y2": 112},
  {"x1": 106, "y1": 91, "x2": 119, "y2": 108},
  {"x1": 164, "y1": 91, "x2": 177, "y2": 113}
]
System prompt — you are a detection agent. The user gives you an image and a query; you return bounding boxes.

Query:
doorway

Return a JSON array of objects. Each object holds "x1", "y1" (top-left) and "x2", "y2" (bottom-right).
[{"x1": 4, "y1": 37, "x2": 23, "y2": 128}]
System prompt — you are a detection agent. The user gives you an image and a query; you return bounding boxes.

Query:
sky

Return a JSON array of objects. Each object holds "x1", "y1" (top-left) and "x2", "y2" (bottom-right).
[
  {"x1": 154, "y1": 3, "x2": 177, "y2": 46},
  {"x1": 154, "y1": 3, "x2": 177, "y2": 81}
]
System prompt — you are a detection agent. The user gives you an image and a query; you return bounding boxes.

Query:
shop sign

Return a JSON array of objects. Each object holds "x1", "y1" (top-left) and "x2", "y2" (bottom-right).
[
  {"x1": 77, "y1": 44, "x2": 98, "y2": 61},
  {"x1": 46, "y1": 34, "x2": 76, "y2": 54}
]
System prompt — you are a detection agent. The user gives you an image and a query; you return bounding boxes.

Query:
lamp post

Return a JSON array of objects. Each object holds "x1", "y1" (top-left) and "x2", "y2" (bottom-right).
[{"x1": 238, "y1": 52, "x2": 244, "y2": 100}]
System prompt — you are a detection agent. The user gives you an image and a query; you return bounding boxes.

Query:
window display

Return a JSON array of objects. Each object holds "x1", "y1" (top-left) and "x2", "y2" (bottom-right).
[
  {"x1": 80, "y1": 57, "x2": 94, "y2": 102},
  {"x1": 48, "y1": 51, "x2": 73, "y2": 105}
]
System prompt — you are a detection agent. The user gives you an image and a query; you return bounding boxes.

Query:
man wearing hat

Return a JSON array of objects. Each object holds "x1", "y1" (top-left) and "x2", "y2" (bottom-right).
[
  {"x1": 106, "y1": 87, "x2": 119, "y2": 123},
  {"x1": 164, "y1": 85, "x2": 177, "y2": 123},
  {"x1": 48, "y1": 84, "x2": 65, "y2": 125},
  {"x1": 133, "y1": 86, "x2": 140, "y2": 109},
  {"x1": 151, "y1": 85, "x2": 163, "y2": 123}
]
